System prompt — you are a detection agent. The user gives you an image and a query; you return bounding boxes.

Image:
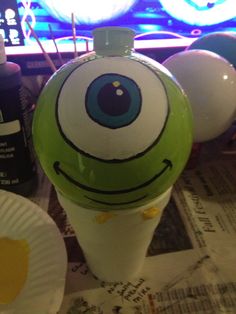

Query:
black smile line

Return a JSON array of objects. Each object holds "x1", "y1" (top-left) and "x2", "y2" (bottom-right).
[
  {"x1": 53, "y1": 159, "x2": 173, "y2": 195},
  {"x1": 85, "y1": 194, "x2": 148, "y2": 206}
]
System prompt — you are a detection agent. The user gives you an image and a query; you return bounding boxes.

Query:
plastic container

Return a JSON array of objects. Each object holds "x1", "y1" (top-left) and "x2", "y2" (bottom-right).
[
  {"x1": 57, "y1": 187, "x2": 172, "y2": 282},
  {"x1": 0, "y1": 35, "x2": 36, "y2": 196},
  {"x1": 33, "y1": 27, "x2": 193, "y2": 282}
]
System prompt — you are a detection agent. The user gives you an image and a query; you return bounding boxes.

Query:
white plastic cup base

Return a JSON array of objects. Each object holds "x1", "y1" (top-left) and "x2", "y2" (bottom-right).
[{"x1": 57, "y1": 187, "x2": 172, "y2": 282}]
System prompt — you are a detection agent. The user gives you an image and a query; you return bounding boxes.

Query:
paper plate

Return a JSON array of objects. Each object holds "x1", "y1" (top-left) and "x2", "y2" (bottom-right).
[{"x1": 0, "y1": 189, "x2": 67, "y2": 314}]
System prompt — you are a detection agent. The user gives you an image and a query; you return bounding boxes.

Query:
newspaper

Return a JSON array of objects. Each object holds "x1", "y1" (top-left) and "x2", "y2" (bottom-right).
[
  {"x1": 28, "y1": 164, "x2": 52, "y2": 211},
  {"x1": 173, "y1": 159, "x2": 236, "y2": 250},
  {"x1": 59, "y1": 246, "x2": 236, "y2": 314}
]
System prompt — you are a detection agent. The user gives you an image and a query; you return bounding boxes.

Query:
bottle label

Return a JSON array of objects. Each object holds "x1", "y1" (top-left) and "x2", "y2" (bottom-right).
[{"x1": 0, "y1": 85, "x2": 35, "y2": 186}]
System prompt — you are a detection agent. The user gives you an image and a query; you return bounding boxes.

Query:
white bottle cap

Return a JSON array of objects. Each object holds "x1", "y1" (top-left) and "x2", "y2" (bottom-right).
[
  {"x1": 93, "y1": 27, "x2": 135, "y2": 56},
  {"x1": 0, "y1": 34, "x2": 7, "y2": 64}
]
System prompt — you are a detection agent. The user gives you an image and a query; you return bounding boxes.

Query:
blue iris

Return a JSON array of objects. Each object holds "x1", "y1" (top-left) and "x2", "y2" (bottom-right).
[{"x1": 85, "y1": 74, "x2": 142, "y2": 129}]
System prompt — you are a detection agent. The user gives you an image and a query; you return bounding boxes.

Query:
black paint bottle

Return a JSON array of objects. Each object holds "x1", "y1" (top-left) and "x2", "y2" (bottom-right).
[{"x1": 0, "y1": 35, "x2": 36, "y2": 195}]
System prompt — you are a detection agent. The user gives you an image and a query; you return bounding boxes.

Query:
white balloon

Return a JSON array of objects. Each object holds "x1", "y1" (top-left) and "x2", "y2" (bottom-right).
[
  {"x1": 38, "y1": 0, "x2": 138, "y2": 24},
  {"x1": 163, "y1": 50, "x2": 236, "y2": 143}
]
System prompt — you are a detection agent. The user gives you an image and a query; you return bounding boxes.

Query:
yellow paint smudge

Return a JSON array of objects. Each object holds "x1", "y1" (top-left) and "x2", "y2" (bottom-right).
[
  {"x1": 112, "y1": 81, "x2": 120, "y2": 87},
  {"x1": 142, "y1": 207, "x2": 160, "y2": 220},
  {"x1": 0, "y1": 237, "x2": 29, "y2": 304},
  {"x1": 95, "y1": 212, "x2": 116, "y2": 224}
]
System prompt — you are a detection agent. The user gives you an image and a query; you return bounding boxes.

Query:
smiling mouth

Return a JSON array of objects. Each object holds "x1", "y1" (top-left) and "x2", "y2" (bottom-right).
[
  {"x1": 53, "y1": 159, "x2": 173, "y2": 196},
  {"x1": 85, "y1": 194, "x2": 148, "y2": 206}
]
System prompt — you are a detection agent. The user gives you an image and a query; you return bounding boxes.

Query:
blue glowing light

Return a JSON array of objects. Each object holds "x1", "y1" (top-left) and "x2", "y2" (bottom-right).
[
  {"x1": 159, "y1": 0, "x2": 236, "y2": 25},
  {"x1": 4, "y1": 1, "x2": 236, "y2": 56}
]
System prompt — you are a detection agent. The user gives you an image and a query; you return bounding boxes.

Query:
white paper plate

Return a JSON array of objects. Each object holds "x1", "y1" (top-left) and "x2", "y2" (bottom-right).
[{"x1": 0, "y1": 189, "x2": 67, "y2": 314}]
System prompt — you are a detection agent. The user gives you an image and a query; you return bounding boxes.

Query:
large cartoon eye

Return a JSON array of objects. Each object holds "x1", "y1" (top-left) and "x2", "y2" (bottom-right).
[{"x1": 57, "y1": 57, "x2": 169, "y2": 161}]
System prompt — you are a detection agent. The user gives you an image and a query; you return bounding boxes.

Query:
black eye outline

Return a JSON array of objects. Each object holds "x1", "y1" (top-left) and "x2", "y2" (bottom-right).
[{"x1": 55, "y1": 57, "x2": 170, "y2": 163}]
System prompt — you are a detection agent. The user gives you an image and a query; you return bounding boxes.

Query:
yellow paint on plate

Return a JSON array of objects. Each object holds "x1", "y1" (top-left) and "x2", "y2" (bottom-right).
[{"x1": 0, "y1": 237, "x2": 29, "y2": 304}]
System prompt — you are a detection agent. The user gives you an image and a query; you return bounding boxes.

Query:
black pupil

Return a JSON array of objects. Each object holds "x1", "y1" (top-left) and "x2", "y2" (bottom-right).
[{"x1": 97, "y1": 83, "x2": 131, "y2": 116}]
